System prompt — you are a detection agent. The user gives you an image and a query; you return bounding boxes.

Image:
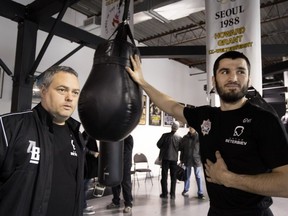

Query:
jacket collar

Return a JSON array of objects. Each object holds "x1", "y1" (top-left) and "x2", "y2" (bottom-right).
[{"x1": 33, "y1": 103, "x2": 81, "y2": 133}]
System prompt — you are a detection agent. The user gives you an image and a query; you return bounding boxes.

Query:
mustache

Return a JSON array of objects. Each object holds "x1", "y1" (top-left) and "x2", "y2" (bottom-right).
[{"x1": 224, "y1": 81, "x2": 240, "y2": 87}]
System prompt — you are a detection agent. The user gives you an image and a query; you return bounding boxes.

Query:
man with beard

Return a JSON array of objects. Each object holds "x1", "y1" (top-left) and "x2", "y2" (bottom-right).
[{"x1": 126, "y1": 51, "x2": 288, "y2": 216}]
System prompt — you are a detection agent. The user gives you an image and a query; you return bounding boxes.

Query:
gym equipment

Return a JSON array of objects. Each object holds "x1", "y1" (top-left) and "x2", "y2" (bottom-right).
[
  {"x1": 78, "y1": 15, "x2": 142, "y2": 142},
  {"x1": 78, "y1": 0, "x2": 141, "y2": 187},
  {"x1": 98, "y1": 141, "x2": 124, "y2": 187}
]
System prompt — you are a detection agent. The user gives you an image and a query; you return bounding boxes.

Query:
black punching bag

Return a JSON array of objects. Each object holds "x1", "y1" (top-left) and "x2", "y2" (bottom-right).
[
  {"x1": 98, "y1": 140, "x2": 124, "y2": 187},
  {"x1": 78, "y1": 21, "x2": 143, "y2": 142}
]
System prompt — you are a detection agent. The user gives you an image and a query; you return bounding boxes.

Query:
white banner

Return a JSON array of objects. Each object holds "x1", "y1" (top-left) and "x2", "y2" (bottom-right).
[
  {"x1": 101, "y1": 0, "x2": 134, "y2": 39},
  {"x1": 205, "y1": 0, "x2": 262, "y2": 97}
]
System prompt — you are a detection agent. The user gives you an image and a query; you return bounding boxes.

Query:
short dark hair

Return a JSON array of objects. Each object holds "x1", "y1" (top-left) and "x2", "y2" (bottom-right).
[
  {"x1": 213, "y1": 51, "x2": 251, "y2": 76},
  {"x1": 36, "y1": 65, "x2": 78, "y2": 88}
]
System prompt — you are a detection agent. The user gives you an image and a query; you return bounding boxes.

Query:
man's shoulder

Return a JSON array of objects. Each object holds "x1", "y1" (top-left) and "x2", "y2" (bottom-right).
[
  {"x1": 0, "y1": 110, "x2": 33, "y2": 121},
  {"x1": 0, "y1": 111, "x2": 34, "y2": 137},
  {"x1": 184, "y1": 105, "x2": 217, "y2": 116},
  {"x1": 162, "y1": 132, "x2": 171, "y2": 136}
]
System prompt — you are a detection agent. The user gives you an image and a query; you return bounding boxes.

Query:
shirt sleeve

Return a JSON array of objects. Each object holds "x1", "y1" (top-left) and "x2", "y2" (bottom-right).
[{"x1": 255, "y1": 111, "x2": 288, "y2": 169}]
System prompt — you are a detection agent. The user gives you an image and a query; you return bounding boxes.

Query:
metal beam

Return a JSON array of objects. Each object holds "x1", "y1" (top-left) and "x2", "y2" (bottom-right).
[
  {"x1": 134, "y1": 0, "x2": 181, "y2": 12},
  {"x1": 1, "y1": 1, "x2": 288, "y2": 58},
  {"x1": 0, "y1": 1, "x2": 25, "y2": 22},
  {"x1": 263, "y1": 60, "x2": 288, "y2": 76},
  {"x1": 38, "y1": 17, "x2": 106, "y2": 49},
  {"x1": 52, "y1": 44, "x2": 85, "y2": 68},
  {"x1": 0, "y1": 59, "x2": 13, "y2": 76},
  {"x1": 138, "y1": 45, "x2": 288, "y2": 58},
  {"x1": 29, "y1": 0, "x2": 71, "y2": 77},
  {"x1": 26, "y1": 0, "x2": 80, "y2": 22},
  {"x1": 11, "y1": 20, "x2": 38, "y2": 112},
  {"x1": 138, "y1": 46, "x2": 206, "y2": 58},
  {"x1": 1, "y1": 1, "x2": 288, "y2": 77}
]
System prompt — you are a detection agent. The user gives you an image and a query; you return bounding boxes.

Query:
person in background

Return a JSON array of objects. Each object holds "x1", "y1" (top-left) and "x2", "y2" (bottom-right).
[
  {"x1": 179, "y1": 126, "x2": 205, "y2": 199},
  {"x1": 157, "y1": 121, "x2": 182, "y2": 200},
  {"x1": 126, "y1": 51, "x2": 288, "y2": 216},
  {"x1": 82, "y1": 131, "x2": 99, "y2": 215},
  {"x1": 0, "y1": 66, "x2": 84, "y2": 216},
  {"x1": 106, "y1": 134, "x2": 134, "y2": 213}
]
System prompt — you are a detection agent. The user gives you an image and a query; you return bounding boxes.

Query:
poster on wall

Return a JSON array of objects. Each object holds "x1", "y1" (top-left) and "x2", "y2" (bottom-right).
[
  {"x1": 149, "y1": 99, "x2": 161, "y2": 126},
  {"x1": 139, "y1": 95, "x2": 147, "y2": 125},
  {"x1": 163, "y1": 112, "x2": 174, "y2": 126}
]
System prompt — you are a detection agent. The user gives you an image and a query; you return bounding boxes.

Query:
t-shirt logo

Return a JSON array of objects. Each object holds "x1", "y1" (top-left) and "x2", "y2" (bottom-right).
[
  {"x1": 70, "y1": 139, "x2": 78, "y2": 157},
  {"x1": 201, "y1": 119, "x2": 211, "y2": 136},
  {"x1": 233, "y1": 126, "x2": 244, "y2": 137},
  {"x1": 27, "y1": 140, "x2": 40, "y2": 164}
]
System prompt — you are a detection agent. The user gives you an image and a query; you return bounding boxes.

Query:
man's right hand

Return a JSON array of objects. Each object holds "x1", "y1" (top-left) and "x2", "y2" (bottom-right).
[{"x1": 126, "y1": 55, "x2": 146, "y2": 87}]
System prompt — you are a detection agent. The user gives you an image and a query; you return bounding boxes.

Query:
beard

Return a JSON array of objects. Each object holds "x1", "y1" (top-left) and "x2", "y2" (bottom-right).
[{"x1": 215, "y1": 81, "x2": 249, "y2": 103}]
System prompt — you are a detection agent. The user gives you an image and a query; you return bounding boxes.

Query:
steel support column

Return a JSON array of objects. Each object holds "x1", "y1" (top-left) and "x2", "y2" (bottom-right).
[{"x1": 11, "y1": 20, "x2": 38, "y2": 112}]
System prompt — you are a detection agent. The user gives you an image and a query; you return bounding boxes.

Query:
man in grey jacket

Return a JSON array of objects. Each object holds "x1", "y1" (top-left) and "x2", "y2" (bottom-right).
[
  {"x1": 179, "y1": 127, "x2": 205, "y2": 199},
  {"x1": 157, "y1": 121, "x2": 182, "y2": 199}
]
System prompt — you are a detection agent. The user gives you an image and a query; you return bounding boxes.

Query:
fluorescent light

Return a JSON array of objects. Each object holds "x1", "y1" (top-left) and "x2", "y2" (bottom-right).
[
  {"x1": 154, "y1": 0, "x2": 205, "y2": 21},
  {"x1": 144, "y1": 10, "x2": 170, "y2": 23},
  {"x1": 133, "y1": 12, "x2": 152, "y2": 24},
  {"x1": 133, "y1": 0, "x2": 205, "y2": 24}
]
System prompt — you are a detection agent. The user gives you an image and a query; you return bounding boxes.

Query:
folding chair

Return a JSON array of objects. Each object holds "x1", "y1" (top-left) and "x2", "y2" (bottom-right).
[{"x1": 133, "y1": 153, "x2": 153, "y2": 187}]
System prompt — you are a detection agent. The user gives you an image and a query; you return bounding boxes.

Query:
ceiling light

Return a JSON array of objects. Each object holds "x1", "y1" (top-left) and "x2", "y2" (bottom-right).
[
  {"x1": 132, "y1": 0, "x2": 205, "y2": 24},
  {"x1": 133, "y1": 12, "x2": 153, "y2": 24},
  {"x1": 144, "y1": 10, "x2": 170, "y2": 23},
  {"x1": 154, "y1": 0, "x2": 205, "y2": 21}
]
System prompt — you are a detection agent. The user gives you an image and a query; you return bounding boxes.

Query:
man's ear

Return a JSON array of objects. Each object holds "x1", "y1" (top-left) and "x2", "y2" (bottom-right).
[
  {"x1": 40, "y1": 87, "x2": 46, "y2": 98},
  {"x1": 212, "y1": 76, "x2": 216, "y2": 89},
  {"x1": 248, "y1": 77, "x2": 252, "y2": 87}
]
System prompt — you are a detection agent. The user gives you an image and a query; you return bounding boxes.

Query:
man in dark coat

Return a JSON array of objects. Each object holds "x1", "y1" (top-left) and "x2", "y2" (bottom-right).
[
  {"x1": 0, "y1": 66, "x2": 84, "y2": 216},
  {"x1": 179, "y1": 127, "x2": 205, "y2": 199},
  {"x1": 157, "y1": 121, "x2": 182, "y2": 199}
]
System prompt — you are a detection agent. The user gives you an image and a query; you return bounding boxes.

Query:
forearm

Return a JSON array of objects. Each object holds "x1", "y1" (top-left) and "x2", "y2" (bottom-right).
[
  {"x1": 126, "y1": 54, "x2": 186, "y2": 123},
  {"x1": 223, "y1": 165, "x2": 288, "y2": 197},
  {"x1": 206, "y1": 152, "x2": 288, "y2": 197}
]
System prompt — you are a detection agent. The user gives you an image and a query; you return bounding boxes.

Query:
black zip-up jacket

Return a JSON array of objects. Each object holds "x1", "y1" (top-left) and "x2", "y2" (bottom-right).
[{"x1": 0, "y1": 104, "x2": 85, "y2": 216}]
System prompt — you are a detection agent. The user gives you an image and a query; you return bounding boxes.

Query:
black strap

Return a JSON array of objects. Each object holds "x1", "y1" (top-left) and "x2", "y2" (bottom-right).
[
  {"x1": 246, "y1": 86, "x2": 278, "y2": 117},
  {"x1": 107, "y1": 0, "x2": 135, "y2": 45},
  {"x1": 121, "y1": 0, "x2": 130, "y2": 22}
]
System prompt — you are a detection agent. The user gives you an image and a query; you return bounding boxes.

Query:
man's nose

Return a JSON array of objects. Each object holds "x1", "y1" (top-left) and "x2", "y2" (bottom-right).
[
  {"x1": 228, "y1": 71, "x2": 238, "y2": 81},
  {"x1": 65, "y1": 92, "x2": 73, "y2": 101}
]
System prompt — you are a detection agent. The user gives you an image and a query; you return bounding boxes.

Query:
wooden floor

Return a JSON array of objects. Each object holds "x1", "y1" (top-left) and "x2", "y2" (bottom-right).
[{"x1": 85, "y1": 177, "x2": 287, "y2": 215}]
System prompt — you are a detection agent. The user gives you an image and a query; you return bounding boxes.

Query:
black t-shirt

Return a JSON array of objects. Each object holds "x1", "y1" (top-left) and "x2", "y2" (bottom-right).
[
  {"x1": 184, "y1": 102, "x2": 288, "y2": 211},
  {"x1": 46, "y1": 124, "x2": 79, "y2": 216}
]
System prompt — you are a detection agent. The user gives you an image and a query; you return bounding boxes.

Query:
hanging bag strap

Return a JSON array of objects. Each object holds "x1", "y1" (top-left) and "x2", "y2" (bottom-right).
[
  {"x1": 120, "y1": 0, "x2": 130, "y2": 22},
  {"x1": 107, "y1": 0, "x2": 135, "y2": 46}
]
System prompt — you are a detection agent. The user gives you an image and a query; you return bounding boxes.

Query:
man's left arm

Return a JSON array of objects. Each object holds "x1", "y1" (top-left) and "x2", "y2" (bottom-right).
[{"x1": 205, "y1": 151, "x2": 288, "y2": 198}]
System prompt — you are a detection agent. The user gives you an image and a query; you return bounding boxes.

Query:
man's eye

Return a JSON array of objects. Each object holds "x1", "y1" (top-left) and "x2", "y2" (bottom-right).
[
  {"x1": 57, "y1": 88, "x2": 66, "y2": 94},
  {"x1": 73, "y1": 91, "x2": 80, "y2": 96}
]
